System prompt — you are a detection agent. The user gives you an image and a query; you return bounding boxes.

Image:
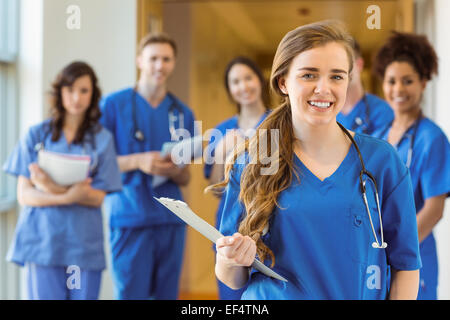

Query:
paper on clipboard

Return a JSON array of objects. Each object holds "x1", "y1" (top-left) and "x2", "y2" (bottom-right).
[
  {"x1": 154, "y1": 197, "x2": 288, "y2": 282},
  {"x1": 152, "y1": 135, "x2": 203, "y2": 188}
]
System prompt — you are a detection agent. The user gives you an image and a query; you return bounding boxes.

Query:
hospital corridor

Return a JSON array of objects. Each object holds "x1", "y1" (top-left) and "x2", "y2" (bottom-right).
[{"x1": 0, "y1": 0, "x2": 449, "y2": 302}]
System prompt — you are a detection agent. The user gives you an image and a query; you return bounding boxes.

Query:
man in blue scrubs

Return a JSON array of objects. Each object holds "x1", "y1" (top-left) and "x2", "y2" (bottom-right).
[
  {"x1": 100, "y1": 33, "x2": 196, "y2": 299},
  {"x1": 337, "y1": 40, "x2": 393, "y2": 135}
]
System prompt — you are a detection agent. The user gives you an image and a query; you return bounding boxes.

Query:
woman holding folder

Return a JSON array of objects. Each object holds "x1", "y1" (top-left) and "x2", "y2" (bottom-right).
[
  {"x1": 210, "y1": 21, "x2": 422, "y2": 300},
  {"x1": 2, "y1": 61, "x2": 122, "y2": 300}
]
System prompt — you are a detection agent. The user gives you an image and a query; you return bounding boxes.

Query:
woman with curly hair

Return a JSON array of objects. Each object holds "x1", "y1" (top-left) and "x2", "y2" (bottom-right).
[
  {"x1": 3, "y1": 61, "x2": 122, "y2": 299},
  {"x1": 373, "y1": 32, "x2": 450, "y2": 300},
  {"x1": 209, "y1": 20, "x2": 422, "y2": 300}
]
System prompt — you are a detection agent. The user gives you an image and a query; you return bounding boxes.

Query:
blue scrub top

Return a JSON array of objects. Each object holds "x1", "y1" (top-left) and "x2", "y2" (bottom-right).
[
  {"x1": 374, "y1": 117, "x2": 450, "y2": 288},
  {"x1": 2, "y1": 119, "x2": 122, "y2": 270},
  {"x1": 100, "y1": 88, "x2": 196, "y2": 228},
  {"x1": 337, "y1": 93, "x2": 394, "y2": 135},
  {"x1": 204, "y1": 112, "x2": 269, "y2": 228},
  {"x1": 219, "y1": 133, "x2": 422, "y2": 300}
]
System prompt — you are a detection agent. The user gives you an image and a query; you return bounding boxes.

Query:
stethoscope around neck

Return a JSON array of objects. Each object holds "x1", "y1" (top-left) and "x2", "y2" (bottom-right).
[
  {"x1": 338, "y1": 122, "x2": 388, "y2": 249},
  {"x1": 378, "y1": 112, "x2": 422, "y2": 169},
  {"x1": 131, "y1": 88, "x2": 184, "y2": 142}
]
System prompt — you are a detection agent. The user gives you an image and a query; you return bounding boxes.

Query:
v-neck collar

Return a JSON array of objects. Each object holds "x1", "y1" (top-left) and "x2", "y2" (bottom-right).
[
  {"x1": 133, "y1": 89, "x2": 171, "y2": 111},
  {"x1": 293, "y1": 137, "x2": 356, "y2": 192}
]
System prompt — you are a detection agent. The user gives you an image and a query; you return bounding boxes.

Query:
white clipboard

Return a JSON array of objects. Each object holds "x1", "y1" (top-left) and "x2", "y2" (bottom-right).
[{"x1": 154, "y1": 197, "x2": 288, "y2": 282}]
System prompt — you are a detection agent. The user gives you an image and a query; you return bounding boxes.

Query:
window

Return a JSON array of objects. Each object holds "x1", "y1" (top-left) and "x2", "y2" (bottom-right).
[
  {"x1": 0, "y1": 0, "x2": 19, "y2": 212},
  {"x1": 0, "y1": 0, "x2": 19, "y2": 300}
]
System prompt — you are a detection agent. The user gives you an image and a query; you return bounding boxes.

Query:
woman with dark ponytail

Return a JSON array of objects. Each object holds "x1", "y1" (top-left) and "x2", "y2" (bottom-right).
[
  {"x1": 209, "y1": 21, "x2": 422, "y2": 300},
  {"x1": 3, "y1": 61, "x2": 122, "y2": 299},
  {"x1": 204, "y1": 56, "x2": 270, "y2": 300}
]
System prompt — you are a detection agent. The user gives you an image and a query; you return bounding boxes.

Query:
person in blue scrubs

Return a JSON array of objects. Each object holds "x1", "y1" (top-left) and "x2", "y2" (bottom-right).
[
  {"x1": 100, "y1": 33, "x2": 196, "y2": 300},
  {"x1": 210, "y1": 21, "x2": 422, "y2": 300},
  {"x1": 2, "y1": 61, "x2": 122, "y2": 300},
  {"x1": 372, "y1": 32, "x2": 450, "y2": 300},
  {"x1": 204, "y1": 57, "x2": 270, "y2": 300},
  {"x1": 337, "y1": 39, "x2": 393, "y2": 135}
]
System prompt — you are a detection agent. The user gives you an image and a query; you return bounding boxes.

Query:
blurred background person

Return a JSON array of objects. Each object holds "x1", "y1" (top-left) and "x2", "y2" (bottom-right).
[
  {"x1": 2, "y1": 61, "x2": 122, "y2": 300},
  {"x1": 100, "y1": 32, "x2": 196, "y2": 300},
  {"x1": 373, "y1": 31, "x2": 450, "y2": 300},
  {"x1": 337, "y1": 39, "x2": 393, "y2": 135},
  {"x1": 204, "y1": 56, "x2": 270, "y2": 300}
]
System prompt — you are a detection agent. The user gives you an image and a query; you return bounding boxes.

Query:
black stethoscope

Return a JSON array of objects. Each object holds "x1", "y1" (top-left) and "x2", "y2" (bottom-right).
[
  {"x1": 131, "y1": 89, "x2": 184, "y2": 142},
  {"x1": 34, "y1": 126, "x2": 99, "y2": 176},
  {"x1": 338, "y1": 122, "x2": 387, "y2": 249},
  {"x1": 377, "y1": 112, "x2": 423, "y2": 168},
  {"x1": 352, "y1": 94, "x2": 370, "y2": 133}
]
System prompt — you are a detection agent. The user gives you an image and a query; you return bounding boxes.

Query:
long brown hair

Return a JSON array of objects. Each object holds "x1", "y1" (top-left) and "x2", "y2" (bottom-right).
[
  {"x1": 49, "y1": 61, "x2": 102, "y2": 144},
  {"x1": 206, "y1": 20, "x2": 355, "y2": 267}
]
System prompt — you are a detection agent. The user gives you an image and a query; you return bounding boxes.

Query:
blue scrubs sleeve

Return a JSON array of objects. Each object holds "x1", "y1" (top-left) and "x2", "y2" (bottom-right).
[
  {"x1": 369, "y1": 100, "x2": 393, "y2": 134},
  {"x1": 383, "y1": 171, "x2": 422, "y2": 271},
  {"x1": 218, "y1": 162, "x2": 246, "y2": 237},
  {"x1": 99, "y1": 97, "x2": 116, "y2": 134},
  {"x1": 420, "y1": 133, "x2": 450, "y2": 199},
  {"x1": 90, "y1": 132, "x2": 122, "y2": 193},
  {"x1": 3, "y1": 127, "x2": 38, "y2": 179}
]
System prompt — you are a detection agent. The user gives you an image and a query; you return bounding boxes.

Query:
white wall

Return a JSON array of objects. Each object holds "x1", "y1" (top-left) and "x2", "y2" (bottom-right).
[
  {"x1": 18, "y1": 0, "x2": 137, "y2": 300},
  {"x1": 432, "y1": 0, "x2": 450, "y2": 300}
]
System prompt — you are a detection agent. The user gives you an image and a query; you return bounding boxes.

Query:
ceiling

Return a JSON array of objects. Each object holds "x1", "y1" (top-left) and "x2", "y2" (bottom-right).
[{"x1": 188, "y1": 0, "x2": 405, "y2": 59}]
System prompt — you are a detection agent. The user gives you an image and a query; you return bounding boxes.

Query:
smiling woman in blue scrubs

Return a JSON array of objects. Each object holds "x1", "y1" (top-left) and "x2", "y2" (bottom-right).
[
  {"x1": 373, "y1": 32, "x2": 450, "y2": 300},
  {"x1": 2, "y1": 62, "x2": 122, "y2": 300},
  {"x1": 209, "y1": 21, "x2": 422, "y2": 300},
  {"x1": 204, "y1": 57, "x2": 270, "y2": 300}
]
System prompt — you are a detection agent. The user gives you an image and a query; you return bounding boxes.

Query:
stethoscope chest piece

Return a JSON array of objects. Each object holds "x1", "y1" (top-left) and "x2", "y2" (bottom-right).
[
  {"x1": 134, "y1": 130, "x2": 145, "y2": 142},
  {"x1": 372, "y1": 242, "x2": 388, "y2": 249},
  {"x1": 338, "y1": 122, "x2": 388, "y2": 250}
]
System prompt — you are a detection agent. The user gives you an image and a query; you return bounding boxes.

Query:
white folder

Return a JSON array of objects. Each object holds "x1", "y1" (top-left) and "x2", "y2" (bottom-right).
[{"x1": 38, "y1": 150, "x2": 90, "y2": 186}]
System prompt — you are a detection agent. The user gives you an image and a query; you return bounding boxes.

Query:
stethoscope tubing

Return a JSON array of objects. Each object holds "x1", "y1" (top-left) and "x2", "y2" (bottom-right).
[
  {"x1": 379, "y1": 113, "x2": 422, "y2": 169},
  {"x1": 338, "y1": 122, "x2": 387, "y2": 249},
  {"x1": 131, "y1": 89, "x2": 184, "y2": 142}
]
